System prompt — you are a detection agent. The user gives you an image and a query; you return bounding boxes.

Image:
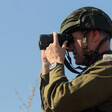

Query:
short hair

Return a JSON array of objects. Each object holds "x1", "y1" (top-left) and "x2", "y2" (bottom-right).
[{"x1": 99, "y1": 30, "x2": 111, "y2": 39}]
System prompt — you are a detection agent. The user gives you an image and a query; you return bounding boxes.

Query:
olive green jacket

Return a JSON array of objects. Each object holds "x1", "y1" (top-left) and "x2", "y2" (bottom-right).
[{"x1": 40, "y1": 52, "x2": 112, "y2": 112}]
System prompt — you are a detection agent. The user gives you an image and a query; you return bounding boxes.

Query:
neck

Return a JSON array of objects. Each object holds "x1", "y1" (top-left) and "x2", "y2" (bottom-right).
[{"x1": 98, "y1": 39, "x2": 110, "y2": 54}]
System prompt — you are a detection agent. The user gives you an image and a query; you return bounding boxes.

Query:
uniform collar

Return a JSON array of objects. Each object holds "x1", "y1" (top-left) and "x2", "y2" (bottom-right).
[{"x1": 89, "y1": 50, "x2": 112, "y2": 66}]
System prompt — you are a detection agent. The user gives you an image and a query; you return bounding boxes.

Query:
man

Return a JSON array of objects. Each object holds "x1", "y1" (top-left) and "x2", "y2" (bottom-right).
[{"x1": 40, "y1": 7, "x2": 112, "y2": 112}]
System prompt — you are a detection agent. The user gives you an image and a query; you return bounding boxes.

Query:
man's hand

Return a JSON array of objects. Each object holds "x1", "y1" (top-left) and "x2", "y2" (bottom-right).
[
  {"x1": 41, "y1": 50, "x2": 50, "y2": 75},
  {"x1": 45, "y1": 32, "x2": 68, "y2": 64}
]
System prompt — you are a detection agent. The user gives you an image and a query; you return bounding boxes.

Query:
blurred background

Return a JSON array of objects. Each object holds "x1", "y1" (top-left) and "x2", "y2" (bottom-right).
[{"x1": 0, "y1": 0, "x2": 112, "y2": 112}]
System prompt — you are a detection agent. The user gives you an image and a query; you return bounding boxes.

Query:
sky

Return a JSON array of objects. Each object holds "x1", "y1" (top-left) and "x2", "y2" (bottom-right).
[{"x1": 0, "y1": 0, "x2": 112, "y2": 112}]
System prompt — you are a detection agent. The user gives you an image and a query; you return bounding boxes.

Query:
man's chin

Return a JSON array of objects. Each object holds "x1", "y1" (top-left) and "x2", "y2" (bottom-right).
[
  {"x1": 75, "y1": 55, "x2": 85, "y2": 65},
  {"x1": 75, "y1": 60, "x2": 83, "y2": 65}
]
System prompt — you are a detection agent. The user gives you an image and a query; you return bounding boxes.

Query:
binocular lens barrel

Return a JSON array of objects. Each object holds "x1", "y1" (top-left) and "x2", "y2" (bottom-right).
[{"x1": 39, "y1": 34, "x2": 73, "y2": 50}]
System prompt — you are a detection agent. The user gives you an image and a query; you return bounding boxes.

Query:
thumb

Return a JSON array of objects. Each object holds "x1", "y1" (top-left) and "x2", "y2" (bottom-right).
[{"x1": 62, "y1": 40, "x2": 68, "y2": 48}]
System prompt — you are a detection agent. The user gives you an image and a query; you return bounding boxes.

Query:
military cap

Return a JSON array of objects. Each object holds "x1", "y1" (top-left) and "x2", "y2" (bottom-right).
[{"x1": 60, "y1": 7, "x2": 112, "y2": 36}]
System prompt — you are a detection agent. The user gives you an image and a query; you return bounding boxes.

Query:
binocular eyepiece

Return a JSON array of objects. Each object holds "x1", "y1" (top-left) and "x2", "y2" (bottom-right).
[{"x1": 39, "y1": 34, "x2": 73, "y2": 50}]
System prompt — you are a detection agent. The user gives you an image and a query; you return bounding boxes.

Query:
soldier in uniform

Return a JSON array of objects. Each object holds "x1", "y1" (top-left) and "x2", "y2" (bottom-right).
[{"x1": 40, "y1": 7, "x2": 112, "y2": 112}]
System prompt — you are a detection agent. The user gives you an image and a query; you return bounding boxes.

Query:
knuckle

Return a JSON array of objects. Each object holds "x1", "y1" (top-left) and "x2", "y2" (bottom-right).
[
  {"x1": 48, "y1": 43, "x2": 52, "y2": 47},
  {"x1": 52, "y1": 42, "x2": 57, "y2": 46}
]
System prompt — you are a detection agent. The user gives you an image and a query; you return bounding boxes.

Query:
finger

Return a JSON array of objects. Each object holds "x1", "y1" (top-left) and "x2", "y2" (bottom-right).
[
  {"x1": 41, "y1": 50, "x2": 45, "y2": 55},
  {"x1": 53, "y1": 32, "x2": 59, "y2": 45},
  {"x1": 62, "y1": 40, "x2": 68, "y2": 48},
  {"x1": 41, "y1": 50, "x2": 46, "y2": 58}
]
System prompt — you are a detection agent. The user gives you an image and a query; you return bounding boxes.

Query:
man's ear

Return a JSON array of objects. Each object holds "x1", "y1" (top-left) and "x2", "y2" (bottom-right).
[{"x1": 92, "y1": 30, "x2": 100, "y2": 42}]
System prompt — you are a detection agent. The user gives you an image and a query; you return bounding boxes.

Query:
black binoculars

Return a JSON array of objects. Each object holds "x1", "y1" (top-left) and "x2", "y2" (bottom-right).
[{"x1": 39, "y1": 34, "x2": 73, "y2": 50}]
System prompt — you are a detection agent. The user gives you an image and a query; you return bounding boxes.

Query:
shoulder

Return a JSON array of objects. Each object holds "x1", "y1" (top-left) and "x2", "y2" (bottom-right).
[
  {"x1": 82, "y1": 55, "x2": 112, "y2": 76},
  {"x1": 94, "y1": 54, "x2": 112, "y2": 67},
  {"x1": 103, "y1": 54, "x2": 112, "y2": 61}
]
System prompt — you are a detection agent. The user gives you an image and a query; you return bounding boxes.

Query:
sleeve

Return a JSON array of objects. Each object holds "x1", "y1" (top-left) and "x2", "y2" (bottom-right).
[
  {"x1": 40, "y1": 73, "x2": 50, "y2": 112},
  {"x1": 42, "y1": 61, "x2": 112, "y2": 112}
]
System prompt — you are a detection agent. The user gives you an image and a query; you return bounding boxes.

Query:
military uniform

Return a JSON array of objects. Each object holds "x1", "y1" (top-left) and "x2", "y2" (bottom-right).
[
  {"x1": 40, "y1": 6, "x2": 112, "y2": 112},
  {"x1": 40, "y1": 50, "x2": 112, "y2": 112}
]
